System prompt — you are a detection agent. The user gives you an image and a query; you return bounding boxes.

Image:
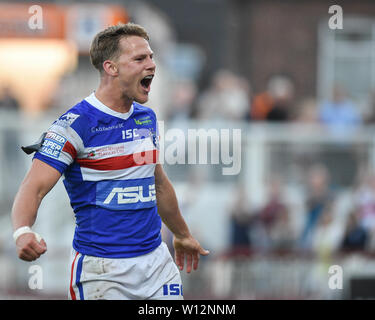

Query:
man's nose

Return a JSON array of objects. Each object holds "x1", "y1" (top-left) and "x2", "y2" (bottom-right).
[{"x1": 146, "y1": 57, "x2": 156, "y2": 71}]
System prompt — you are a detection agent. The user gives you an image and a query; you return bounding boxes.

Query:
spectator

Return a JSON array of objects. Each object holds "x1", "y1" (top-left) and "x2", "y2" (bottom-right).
[
  {"x1": 294, "y1": 98, "x2": 319, "y2": 124},
  {"x1": 259, "y1": 176, "x2": 294, "y2": 251},
  {"x1": 251, "y1": 75, "x2": 294, "y2": 122},
  {"x1": 352, "y1": 170, "x2": 375, "y2": 252},
  {"x1": 269, "y1": 208, "x2": 295, "y2": 251},
  {"x1": 354, "y1": 171, "x2": 375, "y2": 232},
  {"x1": 167, "y1": 79, "x2": 197, "y2": 122},
  {"x1": 265, "y1": 75, "x2": 294, "y2": 122},
  {"x1": 311, "y1": 209, "x2": 343, "y2": 256},
  {"x1": 299, "y1": 164, "x2": 335, "y2": 250},
  {"x1": 250, "y1": 91, "x2": 273, "y2": 121},
  {"x1": 196, "y1": 69, "x2": 251, "y2": 122},
  {"x1": 341, "y1": 209, "x2": 368, "y2": 252},
  {"x1": 228, "y1": 184, "x2": 253, "y2": 253},
  {"x1": 319, "y1": 84, "x2": 362, "y2": 135}
]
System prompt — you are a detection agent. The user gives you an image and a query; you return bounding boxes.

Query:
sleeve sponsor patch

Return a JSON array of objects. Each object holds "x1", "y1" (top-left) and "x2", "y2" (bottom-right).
[
  {"x1": 53, "y1": 112, "x2": 80, "y2": 128},
  {"x1": 39, "y1": 132, "x2": 67, "y2": 159}
]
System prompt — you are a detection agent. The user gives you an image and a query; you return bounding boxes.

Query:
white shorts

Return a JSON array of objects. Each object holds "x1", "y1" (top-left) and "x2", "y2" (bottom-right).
[{"x1": 68, "y1": 242, "x2": 183, "y2": 300}]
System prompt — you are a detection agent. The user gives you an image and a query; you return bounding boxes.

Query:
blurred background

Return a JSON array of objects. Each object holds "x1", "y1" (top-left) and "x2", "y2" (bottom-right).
[{"x1": 1, "y1": 0, "x2": 375, "y2": 300}]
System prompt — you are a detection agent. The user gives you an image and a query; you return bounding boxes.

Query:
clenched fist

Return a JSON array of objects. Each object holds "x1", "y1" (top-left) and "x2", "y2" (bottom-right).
[{"x1": 16, "y1": 233, "x2": 47, "y2": 262}]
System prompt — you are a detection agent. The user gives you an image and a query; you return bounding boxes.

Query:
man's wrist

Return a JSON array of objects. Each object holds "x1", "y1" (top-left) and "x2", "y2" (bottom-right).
[
  {"x1": 173, "y1": 231, "x2": 192, "y2": 240},
  {"x1": 13, "y1": 226, "x2": 42, "y2": 243}
]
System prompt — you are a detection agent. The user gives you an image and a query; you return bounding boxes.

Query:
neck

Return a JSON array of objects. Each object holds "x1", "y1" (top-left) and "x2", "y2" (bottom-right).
[{"x1": 95, "y1": 78, "x2": 133, "y2": 113}]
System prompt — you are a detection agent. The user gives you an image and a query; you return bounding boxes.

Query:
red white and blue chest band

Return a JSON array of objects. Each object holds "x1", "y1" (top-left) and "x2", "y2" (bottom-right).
[{"x1": 33, "y1": 93, "x2": 162, "y2": 258}]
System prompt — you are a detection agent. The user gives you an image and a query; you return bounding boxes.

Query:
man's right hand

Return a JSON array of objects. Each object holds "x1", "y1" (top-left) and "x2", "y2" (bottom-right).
[{"x1": 16, "y1": 233, "x2": 47, "y2": 262}]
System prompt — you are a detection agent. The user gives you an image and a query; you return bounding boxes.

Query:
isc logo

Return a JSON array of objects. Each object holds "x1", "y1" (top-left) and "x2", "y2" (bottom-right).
[
  {"x1": 103, "y1": 184, "x2": 156, "y2": 204},
  {"x1": 163, "y1": 284, "x2": 183, "y2": 296}
]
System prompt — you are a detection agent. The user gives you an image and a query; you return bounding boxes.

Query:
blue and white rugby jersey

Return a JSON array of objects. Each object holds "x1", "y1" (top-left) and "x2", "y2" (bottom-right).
[{"x1": 33, "y1": 93, "x2": 162, "y2": 258}]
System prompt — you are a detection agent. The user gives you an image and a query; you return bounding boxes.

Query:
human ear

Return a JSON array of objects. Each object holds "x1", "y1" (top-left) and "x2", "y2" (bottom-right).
[{"x1": 102, "y1": 60, "x2": 118, "y2": 76}]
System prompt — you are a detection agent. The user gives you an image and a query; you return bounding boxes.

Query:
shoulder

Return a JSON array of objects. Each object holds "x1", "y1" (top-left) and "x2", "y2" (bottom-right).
[
  {"x1": 59, "y1": 100, "x2": 92, "y2": 124},
  {"x1": 46, "y1": 99, "x2": 95, "y2": 146},
  {"x1": 52, "y1": 100, "x2": 95, "y2": 132}
]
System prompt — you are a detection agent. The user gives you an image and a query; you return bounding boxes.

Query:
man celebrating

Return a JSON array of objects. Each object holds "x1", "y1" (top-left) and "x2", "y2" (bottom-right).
[{"x1": 11, "y1": 23, "x2": 209, "y2": 300}]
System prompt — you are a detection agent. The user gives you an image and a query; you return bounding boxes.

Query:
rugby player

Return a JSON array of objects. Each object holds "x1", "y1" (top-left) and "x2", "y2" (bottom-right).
[{"x1": 11, "y1": 22, "x2": 209, "y2": 300}]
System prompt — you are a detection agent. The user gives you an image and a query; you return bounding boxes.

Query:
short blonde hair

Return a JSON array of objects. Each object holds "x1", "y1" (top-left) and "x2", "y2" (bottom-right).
[{"x1": 90, "y1": 22, "x2": 149, "y2": 72}]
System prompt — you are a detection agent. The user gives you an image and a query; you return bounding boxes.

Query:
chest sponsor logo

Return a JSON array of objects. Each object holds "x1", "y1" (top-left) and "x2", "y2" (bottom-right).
[
  {"x1": 90, "y1": 122, "x2": 124, "y2": 133},
  {"x1": 40, "y1": 132, "x2": 67, "y2": 159},
  {"x1": 134, "y1": 116, "x2": 152, "y2": 126},
  {"x1": 104, "y1": 184, "x2": 156, "y2": 204},
  {"x1": 87, "y1": 145, "x2": 125, "y2": 158},
  {"x1": 96, "y1": 178, "x2": 157, "y2": 210}
]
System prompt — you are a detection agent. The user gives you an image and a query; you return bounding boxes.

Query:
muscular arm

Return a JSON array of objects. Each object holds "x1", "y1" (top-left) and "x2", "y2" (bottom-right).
[
  {"x1": 154, "y1": 164, "x2": 209, "y2": 272},
  {"x1": 11, "y1": 159, "x2": 61, "y2": 261}
]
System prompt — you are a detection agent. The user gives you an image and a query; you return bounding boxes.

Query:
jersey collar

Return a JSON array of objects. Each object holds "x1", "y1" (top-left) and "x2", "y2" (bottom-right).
[{"x1": 85, "y1": 92, "x2": 134, "y2": 120}]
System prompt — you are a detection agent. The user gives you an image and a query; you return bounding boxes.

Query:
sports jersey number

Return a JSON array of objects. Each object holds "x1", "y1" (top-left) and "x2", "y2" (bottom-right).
[
  {"x1": 163, "y1": 284, "x2": 183, "y2": 296},
  {"x1": 122, "y1": 129, "x2": 139, "y2": 140}
]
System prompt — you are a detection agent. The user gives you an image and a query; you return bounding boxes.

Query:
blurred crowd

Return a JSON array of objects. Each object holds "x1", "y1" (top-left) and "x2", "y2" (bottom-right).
[
  {"x1": 163, "y1": 68, "x2": 375, "y2": 260},
  {"x1": 228, "y1": 162, "x2": 375, "y2": 258},
  {"x1": 0, "y1": 66, "x2": 371, "y2": 127},
  {"x1": 166, "y1": 69, "x2": 374, "y2": 132}
]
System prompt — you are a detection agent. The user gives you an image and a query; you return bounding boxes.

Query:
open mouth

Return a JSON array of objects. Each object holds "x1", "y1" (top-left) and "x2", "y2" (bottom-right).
[{"x1": 140, "y1": 75, "x2": 154, "y2": 90}]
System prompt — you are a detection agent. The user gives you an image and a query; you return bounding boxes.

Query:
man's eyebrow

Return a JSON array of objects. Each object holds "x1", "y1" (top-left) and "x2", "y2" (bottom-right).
[{"x1": 133, "y1": 52, "x2": 154, "y2": 59}]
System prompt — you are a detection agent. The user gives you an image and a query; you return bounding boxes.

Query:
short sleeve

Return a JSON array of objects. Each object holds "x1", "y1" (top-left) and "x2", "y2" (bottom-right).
[{"x1": 33, "y1": 111, "x2": 84, "y2": 174}]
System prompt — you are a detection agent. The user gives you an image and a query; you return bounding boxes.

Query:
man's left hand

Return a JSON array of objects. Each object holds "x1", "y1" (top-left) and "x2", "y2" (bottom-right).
[{"x1": 173, "y1": 235, "x2": 209, "y2": 273}]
